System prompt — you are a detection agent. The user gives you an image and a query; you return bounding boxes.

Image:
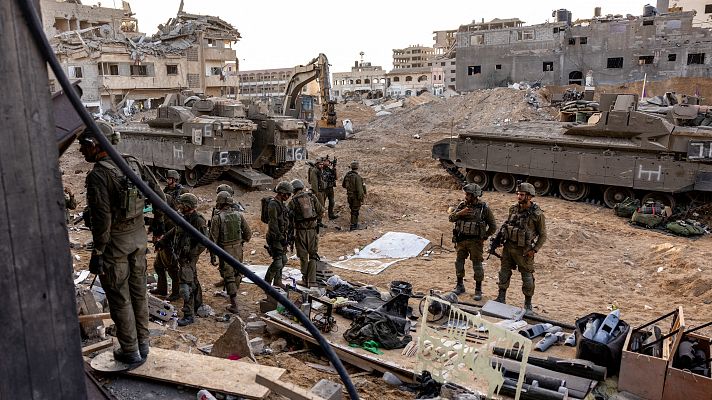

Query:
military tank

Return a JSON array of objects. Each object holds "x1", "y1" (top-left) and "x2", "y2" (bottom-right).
[{"x1": 432, "y1": 94, "x2": 712, "y2": 208}]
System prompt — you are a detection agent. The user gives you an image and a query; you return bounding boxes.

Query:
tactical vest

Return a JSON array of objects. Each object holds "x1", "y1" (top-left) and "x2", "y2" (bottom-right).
[
  {"x1": 175, "y1": 212, "x2": 205, "y2": 257},
  {"x1": 97, "y1": 159, "x2": 144, "y2": 223},
  {"x1": 292, "y1": 192, "x2": 317, "y2": 221},
  {"x1": 454, "y1": 202, "x2": 489, "y2": 239},
  {"x1": 343, "y1": 171, "x2": 359, "y2": 192},
  {"x1": 218, "y1": 210, "x2": 242, "y2": 245},
  {"x1": 503, "y1": 203, "x2": 540, "y2": 247},
  {"x1": 321, "y1": 167, "x2": 336, "y2": 189}
]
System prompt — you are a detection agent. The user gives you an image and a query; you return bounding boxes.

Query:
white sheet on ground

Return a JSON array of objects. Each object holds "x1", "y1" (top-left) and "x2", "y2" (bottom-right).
[
  {"x1": 241, "y1": 264, "x2": 302, "y2": 284},
  {"x1": 332, "y1": 231, "x2": 430, "y2": 275}
]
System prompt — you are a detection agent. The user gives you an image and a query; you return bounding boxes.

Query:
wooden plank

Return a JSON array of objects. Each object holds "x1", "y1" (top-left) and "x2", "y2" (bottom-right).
[
  {"x1": 78, "y1": 313, "x2": 112, "y2": 323},
  {"x1": 255, "y1": 374, "x2": 326, "y2": 400},
  {"x1": 124, "y1": 347, "x2": 285, "y2": 399},
  {"x1": 0, "y1": 0, "x2": 86, "y2": 398},
  {"x1": 82, "y1": 339, "x2": 114, "y2": 356}
]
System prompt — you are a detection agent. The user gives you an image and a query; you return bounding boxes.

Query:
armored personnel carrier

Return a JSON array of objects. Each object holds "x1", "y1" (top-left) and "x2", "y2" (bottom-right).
[{"x1": 432, "y1": 94, "x2": 712, "y2": 208}]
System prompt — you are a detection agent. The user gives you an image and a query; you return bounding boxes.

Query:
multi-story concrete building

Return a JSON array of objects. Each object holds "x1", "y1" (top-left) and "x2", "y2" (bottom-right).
[
  {"x1": 454, "y1": 6, "x2": 712, "y2": 92},
  {"x1": 386, "y1": 45, "x2": 446, "y2": 96},
  {"x1": 42, "y1": 0, "x2": 240, "y2": 112},
  {"x1": 332, "y1": 59, "x2": 386, "y2": 101},
  {"x1": 236, "y1": 67, "x2": 319, "y2": 100},
  {"x1": 675, "y1": 0, "x2": 712, "y2": 27}
]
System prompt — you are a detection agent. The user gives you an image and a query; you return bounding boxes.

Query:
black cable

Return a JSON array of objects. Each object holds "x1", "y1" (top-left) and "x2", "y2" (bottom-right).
[{"x1": 17, "y1": 1, "x2": 359, "y2": 398}]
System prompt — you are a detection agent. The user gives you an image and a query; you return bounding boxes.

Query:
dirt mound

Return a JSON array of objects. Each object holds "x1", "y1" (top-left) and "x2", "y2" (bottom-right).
[{"x1": 419, "y1": 174, "x2": 461, "y2": 190}]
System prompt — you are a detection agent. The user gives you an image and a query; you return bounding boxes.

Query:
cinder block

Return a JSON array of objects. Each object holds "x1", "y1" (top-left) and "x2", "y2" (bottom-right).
[
  {"x1": 245, "y1": 321, "x2": 267, "y2": 334},
  {"x1": 248, "y1": 337, "x2": 264, "y2": 354},
  {"x1": 310, "y1": 379, "x2": 343, "y2": 400}
]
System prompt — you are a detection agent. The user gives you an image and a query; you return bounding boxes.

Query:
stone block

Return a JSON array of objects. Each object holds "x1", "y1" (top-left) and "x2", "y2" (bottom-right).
[{"x1": 310, "y1": 379, "x2": 343, "y2": 400}]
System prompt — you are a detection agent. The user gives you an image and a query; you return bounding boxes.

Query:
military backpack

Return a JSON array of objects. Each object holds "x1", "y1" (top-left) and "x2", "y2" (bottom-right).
[
  {"x1": 260, "y1": 197, "x2": 273, "y2": 224},
  {"x1": 219, "y1": 210, "x2": 242, "y2": 244},
  {"x1": 292, "y1": 192, "x2": 317, "y2": 221}
]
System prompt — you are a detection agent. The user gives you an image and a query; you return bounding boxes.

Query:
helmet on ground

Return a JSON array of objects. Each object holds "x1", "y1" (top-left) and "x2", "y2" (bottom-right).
[
  {"x1": 178, "y1": 193, "x2": 198, "y2": 209},
  {"x1": 275, "y1": 181, "x2": 293, "y2": 194},
  {"x1": 216, "y1": 183, "x2": 234, "y2": 195},
  {"x1": 350, "y1": 160, "x2": 359, "y2": 170},
  {"x1": 517, "y1": 182, "x2": 536, "y2": 196},
  {"x1": 290, "y1": 179, "x2": 305, "y2": 191},
  {"x1": 463, "y1": 183, "x2": 483, "y2": 197},
  {"x1": 79, "y1": 120, "x2": 120, "y2": 145},
  {"x1": 166, "y1": 170, "x2": 180, "y2": 180},
  {"x1": 216, "y1": 190, "x2": 233, "y2": 206}
]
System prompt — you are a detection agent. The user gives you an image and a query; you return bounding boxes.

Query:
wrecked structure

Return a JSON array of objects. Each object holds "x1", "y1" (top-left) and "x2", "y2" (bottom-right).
[
  {"x1": 42, "y1": 0, "x2": 241, "y2": 112},
  {"x1": 332, "y1": 56, "x2": 387, "y2": 101},
  {"x1": 385, "y1": 45, "x2": 446, "y2": 97}
]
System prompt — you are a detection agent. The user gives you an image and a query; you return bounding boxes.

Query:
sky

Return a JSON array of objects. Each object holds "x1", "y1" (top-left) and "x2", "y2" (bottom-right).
[{"x1": 89, "y1": 0, "x2": 649, "y2": 73}]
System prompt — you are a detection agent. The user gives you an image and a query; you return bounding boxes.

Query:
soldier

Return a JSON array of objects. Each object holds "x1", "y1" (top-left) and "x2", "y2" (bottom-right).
[
  {"x1": 64, "y1": 187, "x2": 77, "y2": 224},
  {"x1": 264, "y1": 181, "x2": 293, "y2": 288},
  {"x1": 150, "y1": 169, "x2": 188, "y2": 301},
  {"x1": 157, "y1": 193, "x2": 206, "y2": 326},
  {"x1": 342, "y1": 160, "x2": 366, "y2": 231},
  {"x1": 287, "y1": 179, "x2": 323, "y2": 287},
  {"x1": 308, "y1": 158, "x2": 324, "y2": 215},
  {"x1": 448, "y1": 184, "x2": 496, "y2": 300},
  {"x1": 321, "y1": 157, "x2": 339, "y2": 220},
  {"x1": 79, "y1": 122, "x2": 149, "y2": 365},
  {"x1": 496, "y1": 182, "x2": 547, "y2": 312},
  {"x1": 210, "y1": 191, "x2": 251, "y2": 313}
]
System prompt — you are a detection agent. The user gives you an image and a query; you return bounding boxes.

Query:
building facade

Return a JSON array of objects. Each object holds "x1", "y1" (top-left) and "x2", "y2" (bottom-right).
[{"x1": 332, "y1": 60, "x2": 386, "y2": 101}]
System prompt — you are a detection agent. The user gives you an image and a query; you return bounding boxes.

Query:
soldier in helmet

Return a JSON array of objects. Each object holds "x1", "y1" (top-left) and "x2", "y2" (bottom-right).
[
  {"x1": 79, "y1": 121, "x2": 150, "y2": 365},
  {"x1": 495, "y1": 182, "x2": 547, "y2": 313},
  {"x1": 209, "y1": 191, "x2": 251, "y2": 313},
  {"x1": 342, "y1": 160, "x2": 366, "y2": 231},
  {"x1": 264, "y1": 181, "x2": 293, "y2": 288},
  {"x1": 150, "y1": 169, "x2": 188, "y2": 301},
  {"x1": 448, "y1": 183, "x2": 497, "y2": 300},
  {"x1": 287, "y1": 179, "x2": 324, "y2": 287},
  {"x1": 308, "y1": 158, "x2": 325, "y2": 223},
  {"x1": 157, "y1": 193, "x2": 207, "y2": 326},
  {"x1": 320, "y1": 156, "x2": 339, "y2": 220}
]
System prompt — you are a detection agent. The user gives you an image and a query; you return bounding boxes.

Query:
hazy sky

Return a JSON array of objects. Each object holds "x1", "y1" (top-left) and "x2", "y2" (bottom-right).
[{"x1": 88, "y1": 0, "x2": 648, "y2": 72}]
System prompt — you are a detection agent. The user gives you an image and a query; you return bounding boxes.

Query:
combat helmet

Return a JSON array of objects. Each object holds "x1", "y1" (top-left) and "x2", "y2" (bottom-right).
[
  {"x1": 178, "y1": 193, "x2": 198, "y2": 209},
  {"x1": 463, "y1": 183, "x2": 483, "y2": 197},
  {"x1": 517, "y1": 182, "x2": 536, "y2": 196},
  {"x1": 216, "y1": 183, "x2": 234, "y2": 195},
  {"x1": 79, "y1": 120, "x2": 120, "y2": 145},
  {"x1": 216, "y1": 190, "x2": 233, "y2": 206},
  {"x1": 290, "y1": 179, "x2": 305, "y2": 192},
  {"x1": 350, "y1": 160, "x2": 359, "y2": 170},
  {"x1": 166, "y1": 170, "x2": 180, "y2": 180},
  {"x1": 274, "y1": 181, "x2": 293, "y2": 194}
]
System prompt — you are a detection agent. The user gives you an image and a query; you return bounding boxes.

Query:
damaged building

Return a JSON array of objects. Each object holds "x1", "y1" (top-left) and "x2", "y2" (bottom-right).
[
  {"x1": 385, "y1": 45, "x2": 446, "y2": 97},
  {"x1": 42, "y1": 0, "x2": 241, "y2": 113},
  {"x1": 451, "y1": 3, "x2": 712, "y2": 92},
  {"x1": 332, "y1": 56, "x2": 387, "y2": 101}
]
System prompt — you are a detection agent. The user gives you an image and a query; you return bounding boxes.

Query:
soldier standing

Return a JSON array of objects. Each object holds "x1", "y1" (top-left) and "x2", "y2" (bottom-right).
[
  {"x1": 64, "y1": 187, "x2": 77, "y2": 224},
  {"x1": 308, "y1": 157, "x2": 324, "y2": 205},
  {"x1": 210, "y1": 191, "x2": 251, "y2": 313},
  {"x1": 79, "y1": 123, "x2": 149, "y2": 365},
  {"x1": 321, "y1": 157, "x2": 339, "y2": 220},
  {"x1": 150, "y1": 169, "x2": 188, "y2": 301},
  {"x1": 287, "y1": 179, "x2": 323, "y2": 287},
  {"x1": 448, "y1": 184, "x2": 496, "y2": 300},
  {"x1": 342, "y1": 160, "x2": 366, "y2": 231},
  {"x1": 264, "y1": 181, "x2": 293, "y2": 288},
  {"x1": 495, "y1": 182, "x2": 547, "y2": 312},
  {"x1": 158, "y1": 193, "x2": 206, "y2": 326}
]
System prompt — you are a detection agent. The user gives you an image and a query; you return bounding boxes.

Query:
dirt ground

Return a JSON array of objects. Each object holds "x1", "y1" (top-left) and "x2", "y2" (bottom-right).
[{"x1": 64, "y1": 87, "x2": 712, "y2": 399}]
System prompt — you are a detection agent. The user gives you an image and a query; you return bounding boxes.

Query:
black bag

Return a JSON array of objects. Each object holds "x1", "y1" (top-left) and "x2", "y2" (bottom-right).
[
  {"x1": 260, "y1": 197, "x2": 272, "y2": 224},
  {"x1": 575, "y1": 312, "x2": 630, "y2": 375}
]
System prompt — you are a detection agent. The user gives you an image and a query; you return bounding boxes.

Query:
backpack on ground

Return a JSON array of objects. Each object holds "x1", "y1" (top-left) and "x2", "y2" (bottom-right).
[{"x1": 614, "y1": 197, "x2": 639, "y2": 218}]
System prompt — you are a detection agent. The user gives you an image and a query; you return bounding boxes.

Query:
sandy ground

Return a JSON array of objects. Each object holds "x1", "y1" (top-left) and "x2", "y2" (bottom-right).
[{"x1": 64, "y1": 87, "x2": 712, "y2": 399}]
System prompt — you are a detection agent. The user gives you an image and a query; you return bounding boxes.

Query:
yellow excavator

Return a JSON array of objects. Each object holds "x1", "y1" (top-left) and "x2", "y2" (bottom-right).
[{"x1": 282, "y1": 53, "x2": 352, "y2": 143}]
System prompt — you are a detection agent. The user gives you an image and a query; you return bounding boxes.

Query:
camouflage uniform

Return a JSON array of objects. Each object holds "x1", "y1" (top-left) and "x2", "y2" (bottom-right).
[
  {"x1": 448, "y1": 200, "x2": 496, "y2": 285},
  {"x1": 288, "y1": 190, "x2": 324, "y2": 286},
  {"x1": 85, "y1": 156, "x2": 149, "y2": 356},
  {"x1": 308, "y1": 161, "x2": 324, "y2": 207},
  {"x1": 498, "y1": 203, "x2": 547, "y2": 299},
  {"x1": 321, "y1": 161, "x2": 338, "y2": 219},
  {"x1": 342, "y1": 162, "x2": 366, "y2": 230},
  {"x1": 209, "y1": 207, "x2": 251, "y2": 297},
  {"x1": 159, "y1": 210, "x2": 207, "y2": 321},
  {"x1": 152, "y1": 181, "x2": 188, "y2": 298},
  {"x1": 64, "y1": 188, "x2": 77, "y2": 224},
  {"x1": 264, "y1": 197, "x2": 291, "y2": 286}
]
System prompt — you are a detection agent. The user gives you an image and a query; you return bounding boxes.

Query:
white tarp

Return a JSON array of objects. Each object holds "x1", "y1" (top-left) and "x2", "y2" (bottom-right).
[
  {"x1": 241, "y1": 264, "x2": 302, "y2": 284},
  {"x1": 332, "y1": 231, "x2": 430, "y2": 275}
]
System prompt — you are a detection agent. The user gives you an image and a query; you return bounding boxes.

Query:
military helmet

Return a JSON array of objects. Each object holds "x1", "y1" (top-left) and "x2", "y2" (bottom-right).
[
  {"x1": 274, "y1": 181, "x2": 293, "y2": 194},
  {"x1": 166, "y1": 170, "x2": 180, "y2": 180},
  {"x1": 290, "y1": 179, "x2": 305, "y2": 191},
  {"x1": 463, "y1": 183, "x2": 483, "y2": 197},
  {"x1": 216, "y1": 190, "x2": 233, "y2": 206},
  {"x1": 350, "y1": 160, "x2": 359, "y2": 170},
  {"x1": 216, "y1": 183, "x2": 234, "y2": 195},
  {"x1": 79, "y1": 120, "x2": 120, "y2": 145},
  {"x1": 178, "y1": 193, "x2": 198, "y2": 209},
  {"x1": 517, "y1": 182, "x2": 536, "y2": 196}
]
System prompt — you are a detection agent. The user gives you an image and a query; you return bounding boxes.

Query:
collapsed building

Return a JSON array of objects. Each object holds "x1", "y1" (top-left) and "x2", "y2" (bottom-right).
[
  {"x1": 332, "y1": 56, "x2": 388, "y2": 101},
  {"x1": 42, "y1": 0, "x2": 240, "y2": 113}
]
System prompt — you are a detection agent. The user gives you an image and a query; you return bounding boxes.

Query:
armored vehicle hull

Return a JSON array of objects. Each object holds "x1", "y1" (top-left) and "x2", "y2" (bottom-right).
[{"x1": 433, "y1": 108, "x2": 712, "y2": 208}]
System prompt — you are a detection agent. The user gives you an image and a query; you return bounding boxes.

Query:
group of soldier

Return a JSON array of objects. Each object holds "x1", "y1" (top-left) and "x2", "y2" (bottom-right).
[{"x1": 448, "y1": 182, "x2": 547, "y2": 312}]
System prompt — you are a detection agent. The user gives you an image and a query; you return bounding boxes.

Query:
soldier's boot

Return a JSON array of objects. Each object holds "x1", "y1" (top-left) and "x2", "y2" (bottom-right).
[
  {"x1": 453, "y1": 277, "x2": 465, "y2": 295},
  {"x1": 149, "y1": 288, "x2": 167, "y2": 296},
  {"x1": 177, "y1": 316, "x2": 194, "y2": 326},
  {"x1": 524, "y1": 296, "x2": 533, "y2": 314},
  {"x1": 166, "y1": 292, "x2": 180, "y2": 302},
  {"x1": 226, "y1": 295, "x2": 239, "y2": 314},
  {"x1": 350, "y1": 224, "x2": 358, "y2": 231},
  {"x1": 495, "y1": 289, "x2": 507, "y2": 304},
  {"x1": 473, "y1": 281, "x2": 483, "y2": 301},
  {"x1": 113, "y1": 347, "x2": 143, "y2": 365},
  {"x1": 139, "y1": 341, "x2": 150, "y2": 360}
]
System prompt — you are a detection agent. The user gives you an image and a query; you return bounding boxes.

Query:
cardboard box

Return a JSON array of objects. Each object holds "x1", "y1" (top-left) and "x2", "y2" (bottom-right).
[
  {"x1": 618, "y1": 307, "x2": 685, "y2": 400},
  {"x1": 662, "y1": 332, "x2": 712, "y2": 400}
]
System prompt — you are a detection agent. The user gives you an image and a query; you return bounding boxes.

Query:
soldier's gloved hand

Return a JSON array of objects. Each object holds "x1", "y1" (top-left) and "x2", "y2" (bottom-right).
[
  {"x1": 525, "y1": 249, "x2": 536, "y2": 258},
  {"x1": 89, "y1": 252, "x2": 105, "y2": 275},
  {"x1": 211, "y1": 255, "x2": 218, "y2": 266}
]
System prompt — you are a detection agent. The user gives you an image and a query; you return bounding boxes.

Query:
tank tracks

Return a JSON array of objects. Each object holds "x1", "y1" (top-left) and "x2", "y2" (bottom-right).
[
  {"x1": 266, "y1": 162, "x2": 296, "y2": 180},
  {"x1": 440, "y1": 160, "x2": 467, "y2": 187},
  {"x1": 194, "y1": 166, "x2": 230, "y2": 187}
]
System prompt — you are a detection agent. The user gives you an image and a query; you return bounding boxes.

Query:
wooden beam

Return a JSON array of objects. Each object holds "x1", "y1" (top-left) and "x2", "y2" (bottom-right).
[
  {"x1": 0, "y1": 0, "x2": 86, "y2": 398},
  {"x1": 255, "y1": 374, "x2": 327, "y2": 400},
  {"x1": 78, "y1": 313, "x2": 112, "y2": 323},
  {"x1": 82, "y1": 339, "x2": 114, "y2": 355}
]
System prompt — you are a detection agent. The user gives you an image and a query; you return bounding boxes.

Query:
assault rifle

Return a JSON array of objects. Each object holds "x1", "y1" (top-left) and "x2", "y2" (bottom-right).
[{"x1": 487, "y1": 224, "x2": 507, "y2": 259}]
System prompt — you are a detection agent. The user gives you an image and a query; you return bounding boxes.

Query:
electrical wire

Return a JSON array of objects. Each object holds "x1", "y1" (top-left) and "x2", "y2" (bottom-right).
[{"x1": 16, "y1": 1, "x2": 359, "y2": 397}]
